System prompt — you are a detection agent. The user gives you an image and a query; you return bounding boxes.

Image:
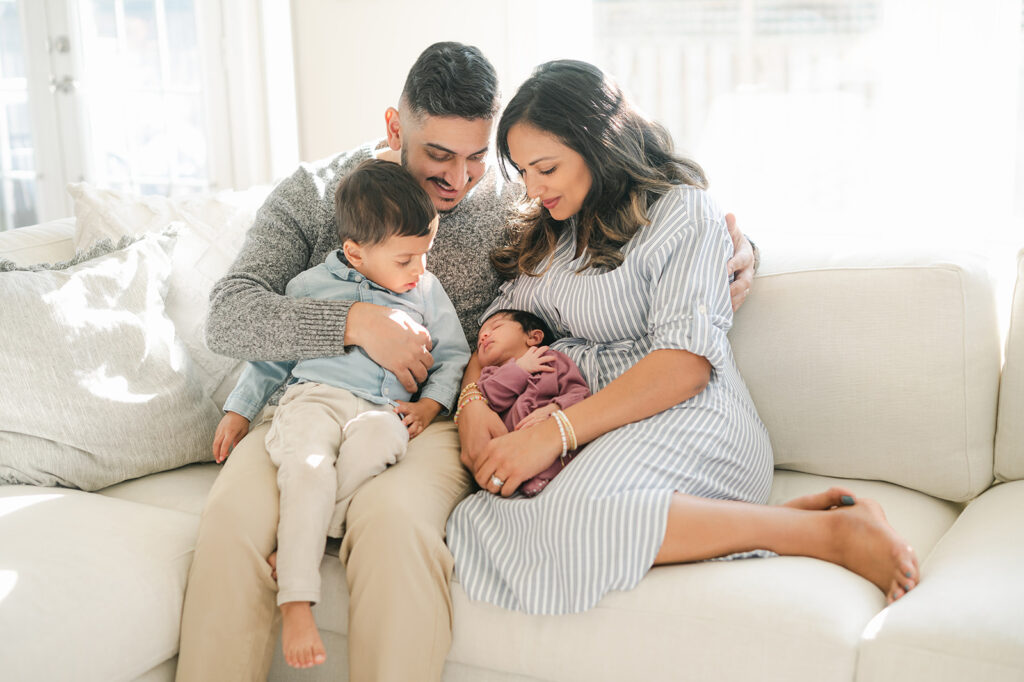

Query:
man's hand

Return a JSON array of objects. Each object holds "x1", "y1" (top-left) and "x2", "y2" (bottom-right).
[
  {"x1": 458, "y1": 399, "x2": 508, "y2": 472},
  {"x1": 347, "y1": 302, "x2": 434, "y2": 392},
  {"x1": 213, "y1": 411, "x2": 250, "y2": 464},
  {"x1": 394, "y1": 399, "x2": 442, "y2": 439},
  {"x1": 725, "y1": 213, "x2": 755, "y2": 312}
]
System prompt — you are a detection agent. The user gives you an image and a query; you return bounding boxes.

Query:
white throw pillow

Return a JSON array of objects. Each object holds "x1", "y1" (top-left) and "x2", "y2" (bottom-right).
[
  {"x1": 0, "y1": 231, "x2": 221, "y2": 490},
  {"x1": 67, "y1": 182, "x2": 271, "y2": 403}
]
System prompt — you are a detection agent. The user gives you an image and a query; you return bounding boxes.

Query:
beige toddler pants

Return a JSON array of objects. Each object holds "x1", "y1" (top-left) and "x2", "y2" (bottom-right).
[
  {"x1": 266, "y1": 381, "x2": 408, "y2": 606},
  {"x1": 176, "y1": 392, "x2": 472, "y2": 682}
]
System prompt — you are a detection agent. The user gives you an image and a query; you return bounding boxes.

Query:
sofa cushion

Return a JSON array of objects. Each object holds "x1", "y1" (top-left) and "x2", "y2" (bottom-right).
[
  {"x1": 97, "y1": 462, "x2": 221, "y2": 516},
  {"x1": 856, "y1": 480, "x2": 1024, "y2": 682},
  {"x1": 730, "y1": 250, "x2": 1001, "y2": 502},
  {"x1": 0, "y1": 231, "x2": 220, "y2": 490},
  {"x1": 0, "y1": 217, "x2": 75, "y2": 266},
  {"x1": 0, "y1": 486, "x2": 201, "y2": 681},
  {"x1": 68, "y1": 182, "x2": 271, "y2": 406},
  {"x1": 995, "y1": 248, "x2": 1024, "y2": 481}
]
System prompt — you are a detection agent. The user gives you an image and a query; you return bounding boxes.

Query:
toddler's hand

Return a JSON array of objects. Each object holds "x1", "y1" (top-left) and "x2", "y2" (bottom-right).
[
  {"x1": 515, "y1": 403, "x2": 561, "y2": 431},
  {"x1": 515, "y1": 346, "x2": 556, "y2": 374},
  {"x1": 213, "y1": 411, "x2": 250, "y2": 463},
  {"x1": 395, "y1": 399, "x2": 442, "y2": 439}
]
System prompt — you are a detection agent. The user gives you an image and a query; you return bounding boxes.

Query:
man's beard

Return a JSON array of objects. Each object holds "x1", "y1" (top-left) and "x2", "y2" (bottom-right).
[{"x1": 401, "y1": 147, "x2": 467, "y2": 214}]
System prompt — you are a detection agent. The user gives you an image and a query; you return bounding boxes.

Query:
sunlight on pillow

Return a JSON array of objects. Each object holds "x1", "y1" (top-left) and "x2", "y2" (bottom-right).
[{"x1": 0, "y1": 231, "x2": 220, "y2": 490}]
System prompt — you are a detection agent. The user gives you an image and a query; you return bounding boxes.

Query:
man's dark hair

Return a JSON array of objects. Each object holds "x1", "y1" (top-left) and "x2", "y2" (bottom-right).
[
  {"x1": 401, "y1": 42, "x2": 500, "y2": 120},
  {"x1": 334, "y1": 159, "x2": 437, "y2": 245},
  {"x1": 487, "y1": 309, "x2": 555, "y2": 346}
]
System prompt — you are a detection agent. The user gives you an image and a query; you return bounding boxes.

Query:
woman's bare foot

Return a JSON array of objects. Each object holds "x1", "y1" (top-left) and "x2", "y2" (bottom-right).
[
  {"x1": 824, "y1": 498, "x2": 920, "y2": 604},
  {"x1": 784, "y1": 486, "x2": 857, "y2": 511},
  {"x1": 280, "y1": 602, "x2": 326, "y2": 669},
  {"x1": 267, "y1": 552, "x2": 277, "y2": 581}
]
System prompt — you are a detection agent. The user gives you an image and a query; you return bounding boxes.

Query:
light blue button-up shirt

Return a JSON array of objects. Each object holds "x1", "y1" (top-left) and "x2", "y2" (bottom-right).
[{"x1": 223, "y1": 250, "x2": 471, "y2": 421}]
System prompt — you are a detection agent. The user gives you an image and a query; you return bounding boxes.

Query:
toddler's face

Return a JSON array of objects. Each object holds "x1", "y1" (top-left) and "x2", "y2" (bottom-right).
[
  {"x1": 350, "y1": 230, "x2": 435, "y2": 293},
  {"x1": 477, "y1": 314, "x2": 532, "y2": 367}
]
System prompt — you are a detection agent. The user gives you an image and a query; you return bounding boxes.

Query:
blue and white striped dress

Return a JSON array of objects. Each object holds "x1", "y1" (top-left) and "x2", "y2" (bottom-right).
[{"x1": 446, "y1": 185, "x2": 773, "y2": 615}]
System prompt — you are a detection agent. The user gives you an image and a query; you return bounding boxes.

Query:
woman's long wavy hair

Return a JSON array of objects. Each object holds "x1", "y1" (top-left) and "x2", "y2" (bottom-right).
[{"x1": 491, "y1": 60, "x2": 707, "y2": 279}]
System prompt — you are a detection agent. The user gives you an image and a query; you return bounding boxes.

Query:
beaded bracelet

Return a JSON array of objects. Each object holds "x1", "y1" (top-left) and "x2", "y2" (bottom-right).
[
  {"x1": 453, "y1": 392, "x2": 487, "y2": 426},
  {"x1": 458, "y1": 382, "x2": 481, "y2": 404},
  {"x1": 551, "y1": 410, "x2": 569, "y2": 465},
  {"x1": 552, "y1": 409, "x2": 577, "y2": 451}
]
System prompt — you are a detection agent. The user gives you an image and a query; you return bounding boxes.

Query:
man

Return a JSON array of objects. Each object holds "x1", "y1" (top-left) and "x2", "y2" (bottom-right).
[{"x1": 176, "y1": 42, "x2": 757, "y2": 682}]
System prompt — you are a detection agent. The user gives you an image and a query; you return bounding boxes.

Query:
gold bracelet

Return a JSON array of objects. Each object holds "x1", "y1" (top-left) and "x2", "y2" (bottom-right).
[{"x1": 458, "y1": 382, "x2": 480, "y2": 404}]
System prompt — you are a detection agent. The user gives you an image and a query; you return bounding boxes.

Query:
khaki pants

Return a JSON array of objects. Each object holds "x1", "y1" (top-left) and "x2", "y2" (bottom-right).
[
  {"x1": 267, "y1": 382, "x2": 409, "y2": 606},
  {"x1": 176, "y1": 408, "x2": 472, "y2": 682}
]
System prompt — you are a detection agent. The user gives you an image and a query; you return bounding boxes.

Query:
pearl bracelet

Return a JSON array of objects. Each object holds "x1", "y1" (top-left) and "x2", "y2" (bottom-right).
[
  {"x1": 552, "y1": 409, "x2": 577, "y2": 451},
  {"x1": 552, "y1": 411, "x2": 569, "y2": 465}
]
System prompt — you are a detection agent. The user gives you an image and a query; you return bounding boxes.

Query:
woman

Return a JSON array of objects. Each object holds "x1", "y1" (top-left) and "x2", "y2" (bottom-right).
[{"x1": 447, "y1": 60, "x2": 918, "y2": 615}]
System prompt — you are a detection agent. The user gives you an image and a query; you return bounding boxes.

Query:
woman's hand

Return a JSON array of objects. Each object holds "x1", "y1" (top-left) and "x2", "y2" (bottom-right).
[
  {"x1": 458, "y1": 399, "x2": 509, "y2": 471},
  {"x1": 213, "y1": 411, "x2": 250, "y2": 464},
  {"x1": 474, "y1": 419, "x2": 561, "y2": 497},
  {"x1": 514, "y1": 403, "x2": 560, "y2": 431}
]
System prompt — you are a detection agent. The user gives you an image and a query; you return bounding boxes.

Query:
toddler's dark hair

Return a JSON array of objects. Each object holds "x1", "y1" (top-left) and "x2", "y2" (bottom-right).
[
  {"x1": 487, "y1": 309, "x2": 554, "y2": 346},
  {"x1": 334, "y1": 158, "x2": 437, "y2": 245}
]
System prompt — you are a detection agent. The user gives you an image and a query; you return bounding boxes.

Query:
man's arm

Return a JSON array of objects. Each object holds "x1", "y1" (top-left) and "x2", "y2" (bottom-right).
[
  {"x1": 725, "y1": 213, "x2": 759, "y2": 312},
  {"x1": 205, "y1": 166, "x2": 352, "y2": 362}
]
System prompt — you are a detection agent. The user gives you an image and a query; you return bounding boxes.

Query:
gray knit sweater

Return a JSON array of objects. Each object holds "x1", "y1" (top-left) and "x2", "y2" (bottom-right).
[{"x1": 205, "y1": 141, "x2": 519, "y2": 363}]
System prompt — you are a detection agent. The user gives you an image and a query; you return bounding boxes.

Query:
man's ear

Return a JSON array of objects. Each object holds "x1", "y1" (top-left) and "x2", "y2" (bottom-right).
[
  {"x1": 384, "y1": 107, "x2": 402, "y2": 151},
  {"x1": 525, "y1": 329, "x2": 545, "y2": 347},
  {"x1": 342, "y1": 239, "x2": 362, "y2": 266}
]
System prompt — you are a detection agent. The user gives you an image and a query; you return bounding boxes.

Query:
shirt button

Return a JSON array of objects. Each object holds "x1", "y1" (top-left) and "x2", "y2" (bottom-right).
[
  {"x1": 383, "y1": 388, "x2": 390, "y2": 396},
  {"x1": 698, "y1": 304, "x2": 707, "y2": 314}
]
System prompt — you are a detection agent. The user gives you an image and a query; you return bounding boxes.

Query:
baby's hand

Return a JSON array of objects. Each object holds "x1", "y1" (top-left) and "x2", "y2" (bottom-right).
[
  {"x1": 395, "y1": 399, "x2": 442, "y2": 439},
  {"x1": 515, "y1": 346, "x2": 556, "y2": 375},
  {"x1": 515, "y1": 403, "x2": 561, "y2": 431},
  {"x1": 213, "y1": 411, "x2": 250, "y2": 463}
]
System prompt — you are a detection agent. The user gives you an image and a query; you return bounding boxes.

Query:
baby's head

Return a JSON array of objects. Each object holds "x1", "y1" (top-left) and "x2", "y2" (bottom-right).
[
  {"x1": 334, "y1": 158, "x2": 439, "y2": 293},
  {"x1": 477, "y1": 309, "x2": 554, "y2": 367}
]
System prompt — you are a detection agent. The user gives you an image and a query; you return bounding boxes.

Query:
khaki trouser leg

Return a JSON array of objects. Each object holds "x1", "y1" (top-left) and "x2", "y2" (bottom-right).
[
  {"x1": 176, "y1": 417, "x2": 280, "y2": 682},
  {"x1": 340, "y1": 418, "x2": 473, "y2": 682}
]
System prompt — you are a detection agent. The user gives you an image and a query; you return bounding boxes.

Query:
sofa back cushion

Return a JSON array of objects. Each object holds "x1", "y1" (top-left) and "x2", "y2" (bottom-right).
[
  {"x1": 995, "y1": 248, "x2": 1024, "y2": 481},
  {"x1": 730, "y1": 250, "x2": 1000, "y2": 502},
  {"x1": 0, "y1": 218, "x2": 75, "y2": 265}
]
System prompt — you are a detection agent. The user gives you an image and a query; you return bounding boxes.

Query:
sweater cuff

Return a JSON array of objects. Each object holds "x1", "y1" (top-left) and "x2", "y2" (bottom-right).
[{"x1": 294, "y1": 298, "x2": 354, "y2": 356}]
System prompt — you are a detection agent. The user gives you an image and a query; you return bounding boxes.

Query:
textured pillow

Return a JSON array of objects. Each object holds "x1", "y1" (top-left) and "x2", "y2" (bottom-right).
[
  {"x1": 0, "y1": 231, "x2": 221, "y2": 490},
  {"x1": 67, "y1": 182, "x2": 271, "y2": 403}
]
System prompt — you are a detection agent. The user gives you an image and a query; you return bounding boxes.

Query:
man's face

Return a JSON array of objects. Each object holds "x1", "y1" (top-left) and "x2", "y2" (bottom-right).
[{"x1": 391, "y1": 112, "x2": 493, "y2": 212}]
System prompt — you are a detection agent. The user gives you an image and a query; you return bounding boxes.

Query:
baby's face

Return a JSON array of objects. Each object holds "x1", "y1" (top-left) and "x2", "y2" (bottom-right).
[
  {"x1": 477, "y1": 314, "x2": 531, "y2": 367},
  {"x1": 353, "y1": 231, "x2": 434, "y2": 293}
]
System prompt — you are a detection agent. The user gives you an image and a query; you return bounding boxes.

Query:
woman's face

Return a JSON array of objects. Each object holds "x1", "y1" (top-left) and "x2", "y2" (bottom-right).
[{"x1": 506, "y1": 123, "x2": 592, "y2": 221}]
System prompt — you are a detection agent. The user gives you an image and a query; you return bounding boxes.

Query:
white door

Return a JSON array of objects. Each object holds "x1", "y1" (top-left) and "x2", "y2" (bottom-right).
[{"x1": 0, "y1": 0, "x2": 236, "y2": 230}]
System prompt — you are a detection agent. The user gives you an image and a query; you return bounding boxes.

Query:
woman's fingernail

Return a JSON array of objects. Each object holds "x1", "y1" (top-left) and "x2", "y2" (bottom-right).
[
  {"x1": 905, "y1": 571, "x2": 913, "y2": 578},
  {"x1": 840, "y1": 495, "x2": 855, "y2": 506}
]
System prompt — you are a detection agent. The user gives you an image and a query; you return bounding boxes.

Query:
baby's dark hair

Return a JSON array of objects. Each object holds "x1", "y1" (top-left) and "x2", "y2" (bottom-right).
[
  {"x1": 334, "y1": 158, "x2": 437, "y2": 246},
  {"x1": 486, "y1": 309, "x2": 554, "y2": 346}
]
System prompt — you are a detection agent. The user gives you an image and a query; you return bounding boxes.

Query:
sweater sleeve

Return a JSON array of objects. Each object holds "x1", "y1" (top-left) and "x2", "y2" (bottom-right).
[
  {"x1": 205, "y1": 162, "x2": 352, "y2": 362},
  {"x1": 477, "y1": 361, "x2": 532, "y2": 412},
  {"x1": 551, "y1": 352, "x2": 591, "y2": 410}
]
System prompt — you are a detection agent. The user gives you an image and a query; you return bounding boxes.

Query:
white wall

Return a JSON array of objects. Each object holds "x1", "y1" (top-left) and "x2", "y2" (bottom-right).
[{"x1": 289, "y1": 0, "x2": 593, "y2": 161}]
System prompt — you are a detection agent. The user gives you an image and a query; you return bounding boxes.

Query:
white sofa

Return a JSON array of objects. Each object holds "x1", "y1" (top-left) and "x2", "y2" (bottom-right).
[{"x1": 1, "y1": 213, "x2": 1022, "y2": 682}]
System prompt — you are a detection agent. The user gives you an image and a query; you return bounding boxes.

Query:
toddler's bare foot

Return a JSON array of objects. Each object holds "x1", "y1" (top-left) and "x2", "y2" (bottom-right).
[
  {"x1": 784, "y1": 486, "x2": 857, "y2": 511},
  {"x1": 267, "y1": 552, "x2": 277, "y2": 581},
  {"x1": 825, "y1": 498, "x2": 919, "y2": 604},
  {"x1": 280, "y1": 602, "x2": 326, "y2": 669}
]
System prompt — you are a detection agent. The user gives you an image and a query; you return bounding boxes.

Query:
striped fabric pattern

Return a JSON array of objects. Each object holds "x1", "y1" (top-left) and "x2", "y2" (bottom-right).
[{"x1": 447, "y1": 185, "x2": 773, "y2": 615}]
